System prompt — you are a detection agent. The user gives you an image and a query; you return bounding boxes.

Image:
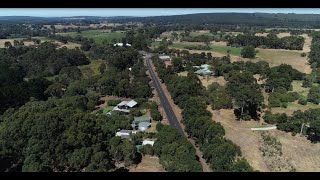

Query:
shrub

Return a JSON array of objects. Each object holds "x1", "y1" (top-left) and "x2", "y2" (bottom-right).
[
  {"x1": 140, "y1": 144, "x2": 154, "y2": 156},
  {"x1": 298, "y1": 99, "x2": 307, "y2": 105},
  {"x1": 300, "y1": 52, "x2": 307, "y2": 57},
  {"x1": 107, "y1": 99, "x2": 122, "y2": 106}
]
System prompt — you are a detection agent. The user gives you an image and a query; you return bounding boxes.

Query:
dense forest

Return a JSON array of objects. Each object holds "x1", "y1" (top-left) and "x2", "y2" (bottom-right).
[{"x1": 111, "y1": 13, "x2": 320, "y2": 28}]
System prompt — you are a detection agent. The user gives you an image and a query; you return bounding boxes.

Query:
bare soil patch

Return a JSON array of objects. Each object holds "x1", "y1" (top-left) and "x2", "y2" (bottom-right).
[
  {"x1": 129, "y1": 155, "x2": 166, "y2": 172},
  {"x1": 255, "y1": 33, "x2": 269, "y2": 37},
  {"x1": 277, "y1": 32, "x2": 291, "y2": 38},
  {"x1": 198, "y1": 75, "x2": 227, "y2": 88}
]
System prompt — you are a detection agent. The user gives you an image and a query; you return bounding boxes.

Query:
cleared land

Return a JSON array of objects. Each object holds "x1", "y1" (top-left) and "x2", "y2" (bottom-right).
[
  {"x1": 271, "y1": 80, "x2": 320, "y2": 115},
  {"x1": 207, "y1": 107, "x2": 270, "y2": 172},
  {"x1": 78, "y1": 59, "x2": 105, "y2": 78},
  {"x1": 269, "y1": 130, "x2": 320, "y2": 172},
  {"x1": 58, "y1": 30, "x2": 126, "y2": 44},
  {"x1": 129, "y1": 155, "x2": 166, "y2": 172},
  {"x1": 152, "y1": 41, "x2": 311, "y2": 74}
]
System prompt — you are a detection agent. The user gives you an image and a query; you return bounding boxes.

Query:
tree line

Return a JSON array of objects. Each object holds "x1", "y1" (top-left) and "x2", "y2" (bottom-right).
[
  {"x1": 152, "y1": 57, "x2": 253, "y2": 172},
  {"x1": 227, "y1": 33, "x2": 305, "y2": 50}
]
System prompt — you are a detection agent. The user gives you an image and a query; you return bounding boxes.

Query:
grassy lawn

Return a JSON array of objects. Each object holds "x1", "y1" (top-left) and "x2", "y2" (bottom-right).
[
  {"x1": 78, "y1": 59, "x2": 105, "y2": 79},
  {"x1": 151, "y1": 41, "x2": 242, "y2": 56},
  {"x1": 59, "y1": 30, "x2": 126, "y2": 44}
]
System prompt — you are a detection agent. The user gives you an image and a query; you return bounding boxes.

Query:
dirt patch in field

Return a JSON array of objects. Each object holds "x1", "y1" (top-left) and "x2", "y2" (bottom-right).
[
  {"x1": 199, "y1": 75, "x2": 227, "y2": 88},
  {"x1": 269, "y1": 130, "x2": 320, "y2": 172},
  {"x1": 58, "y1": 42, "x2": 81, "y2": 49},
  {"x1": 208, "y1": 107, "x2": 270, "y2": 172},
  {"x1": 164, "y1": 61, "x2": 172, "y2": 67},
  {"x1": 277, "y1": 32, "x2": 291, "y2": 38},
  {"x1": 226, "y1": 32, "x2": 244, "y2": 36},
  {"x1": 300, "y1": 34, "x2": 312, "y2": 53},
  {"x1": 255, "y1": 33, "x2": 269, "y2": 37},
  {"x1": 129, "y1": 155, "x2": 166, "y2": 172},
  {"x1": 211, "y1": 41, "x2": 227, "y2": 46}
]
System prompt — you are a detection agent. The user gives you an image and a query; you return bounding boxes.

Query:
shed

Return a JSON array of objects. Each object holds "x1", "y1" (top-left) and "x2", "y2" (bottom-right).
[
  {"x1": 159, "y1": 55, "x2": 171, "y2": 61},
  {"x1": 138, "y1": 122, "x2": 150, "y2": 131},
  {"x1": 133, "y1": 116, "x2": 151, "y2": 125},
  {"x1": 142, "y1": 140, "x2": 155, "y2": 146}
]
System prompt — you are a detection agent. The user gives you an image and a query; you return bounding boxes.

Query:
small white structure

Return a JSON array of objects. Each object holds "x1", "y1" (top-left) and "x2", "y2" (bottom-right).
[
  {"x1": 251, "y1": 126, "x2": 277, "y2": 131},
  {"x1": 113, "y1": 43, "x2": 131, "y2": 47},
  {"x1": 116, "y1": 130, "x2": 132, "y2": 139},
  {"x1": 142, "y1": 140, "x2": 155, "y2": 146},
  {"x1": 159, "y1": 55, "x2": 171, "y2": 61}
]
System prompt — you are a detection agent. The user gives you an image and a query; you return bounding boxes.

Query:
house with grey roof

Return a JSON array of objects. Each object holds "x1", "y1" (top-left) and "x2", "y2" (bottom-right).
[
  {"x1": 193, "y1": 64, "x2": 213, "y2": 76},
  {"x1": 112, "y1": 100, "x2": 138, "y2": 114},
  {"x1": 131, "y1": 116, "x2": 151, "y2": 129}
]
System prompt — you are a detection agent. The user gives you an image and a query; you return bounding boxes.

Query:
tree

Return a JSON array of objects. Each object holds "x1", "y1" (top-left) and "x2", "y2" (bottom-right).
[
  {"x1": 241, "y1": 46, "x2": 256, "y2": 58},
  {"x1": 50, "y1": 25, "x2": 56, "y2": 34},
  {"x1": 98, "y1": 63, "x2": 106, "y2": 74},
  {"x1": 140, "y1": 145, "x2": 154, "y2": 156},
  {"x1": 172, "y1": 57, "x2": 184, "y2": 73},
  {"x1": 80, "y1": 40, "x2": 92, "y2": 51},
  {"x1": 4, "y1": 41, "x2": 12, "y2": 48},
  {"x1": 171, "y1": 32, "x2": 178, "y2": 41},
  {"x1": 32, "y1": 39, "x2": 41, "y2": 45}
]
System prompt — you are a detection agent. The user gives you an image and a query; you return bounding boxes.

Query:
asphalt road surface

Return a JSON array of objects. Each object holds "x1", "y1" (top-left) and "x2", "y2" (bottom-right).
[{"x1": 145, "y1": 54, "x2": 185, "y2": 136}]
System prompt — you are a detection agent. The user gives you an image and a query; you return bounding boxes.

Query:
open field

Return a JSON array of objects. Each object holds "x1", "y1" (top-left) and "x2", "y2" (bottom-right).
[
  {"x1": 291, "y1": 80, "x2": 310, "y2": 99},
  {"x1": 270, "y1": 80, "x2": 320, "y2": 115},
  {"x1": 207, "y1": 107, "x2": 270, "y2": 172},
  {"x1": 152, "y1": 41, "x2": 311, "y2": 74},
  {"x1": 271, "y1": 101, "x2": 320, "y2": 116},
  {"x1": 269, "y1": 130, "x2": 320, "y2": 172},
  {"x1": 78, "y1": 59, "x2": 104, "y2": 78},
  {"x1": 208, "y1": 106, "x2": 320, "y2": 171},
  {"x1": 255, "y1": 33, "x2": 269, "y2": 37},
  {"x1": 44, "y1": 23, "x2": 123, "y2": 30},
  {"x1": 129, "y1": 155, "x2": 166, "y2": 172},
  {"x1": 58, "y1": 30, "x2": 126, "y2": 44},
  {"x1": 277, "y1": 32, "x2": 291, "y2": 38},
  {"x1": 198, "y1": 75, "x2": 227, "y2": 88}
]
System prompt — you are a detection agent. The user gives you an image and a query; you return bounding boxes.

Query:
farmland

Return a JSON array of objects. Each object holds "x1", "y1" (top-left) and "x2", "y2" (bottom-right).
[{"x1": 58, "y1": 30, "x2": 126, "y2": 44}]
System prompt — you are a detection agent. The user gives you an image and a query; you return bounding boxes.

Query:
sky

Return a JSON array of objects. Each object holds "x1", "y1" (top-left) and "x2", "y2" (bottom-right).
[{"x1": 0, "y1": 8, "x2": 320, "y2": 17}]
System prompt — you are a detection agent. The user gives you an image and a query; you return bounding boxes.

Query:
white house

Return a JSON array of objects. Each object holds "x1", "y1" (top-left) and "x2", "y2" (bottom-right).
[
  {"x1": 113, "y1": 43, "x2": 132, "y2": 47},
  {"x1": 142, "y1": 140, "x2": 155, "y2": 146},
  {"x1": 159, "y1": 55, "x2": 171, "y2": 61}
]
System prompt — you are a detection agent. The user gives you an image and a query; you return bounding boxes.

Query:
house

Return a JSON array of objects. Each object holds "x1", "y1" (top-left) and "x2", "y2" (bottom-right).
[
  {"x1": 159, "y1": 55, "x2": 171, "y2": 61},
  {"x1": 117, "y1": 100, "x2": 138, "y2": 109},
  {"x1": 131, "y1": 116, "x2": 151, "y2": 129},
  {"x1": 193, "y1": 64, "x2": 213, "y2": 76},
  {"x1": 138, "y1": 122, "x2": 151, "y2": 131},
  {"x1": 115, "y1": 130, "x2": 137, "y2": 140},
  {"x1": 113, "y1": 100, "x2": 138, "y2": 114},
  {"x1": 116, "y1": 130, "x2": 132, "y2": 139},
  {"x1": 113, "y1": 43, "x2": 132, "y2": 47},
  {"x1": 142, "y1": 140, "x2": 155, "y2": 146}
]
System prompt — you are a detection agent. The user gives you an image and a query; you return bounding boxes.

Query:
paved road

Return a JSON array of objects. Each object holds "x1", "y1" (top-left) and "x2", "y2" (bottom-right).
[{"x1": 145, "y1": 54, "x2": 185, "y2": 136}]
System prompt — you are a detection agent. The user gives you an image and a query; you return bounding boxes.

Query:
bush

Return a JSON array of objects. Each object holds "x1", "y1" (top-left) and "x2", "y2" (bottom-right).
[
  {"x1": 140, "y1": 144, "x2": 154, "y2": 156},
  {"x1": 241, "y1": 46, "x2": 256, "y2": 58},
  {"x1": 107, "y1": 99, "x2": 122, "y2": 106},
  {"x1": 300, "y1": 52, "x2": 307, "y2": 57},
  {"x1": 298, "y1": 99, "x2": 307, "y2": 105}
]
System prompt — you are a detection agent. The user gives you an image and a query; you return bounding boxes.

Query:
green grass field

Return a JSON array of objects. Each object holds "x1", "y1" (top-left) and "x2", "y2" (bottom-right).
[
  {"x1": 78, "y1": 59, "x2": 105, "y2": 79},
  {"x1": 59, "y1": 30, "x2": 126, "y2": 44},
  {"x1": 151, "y1": 41, "x2": 242, "y2": 56},
  {"x1": 96, "y1": 106, "x2": 115, "y2": 115}
]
